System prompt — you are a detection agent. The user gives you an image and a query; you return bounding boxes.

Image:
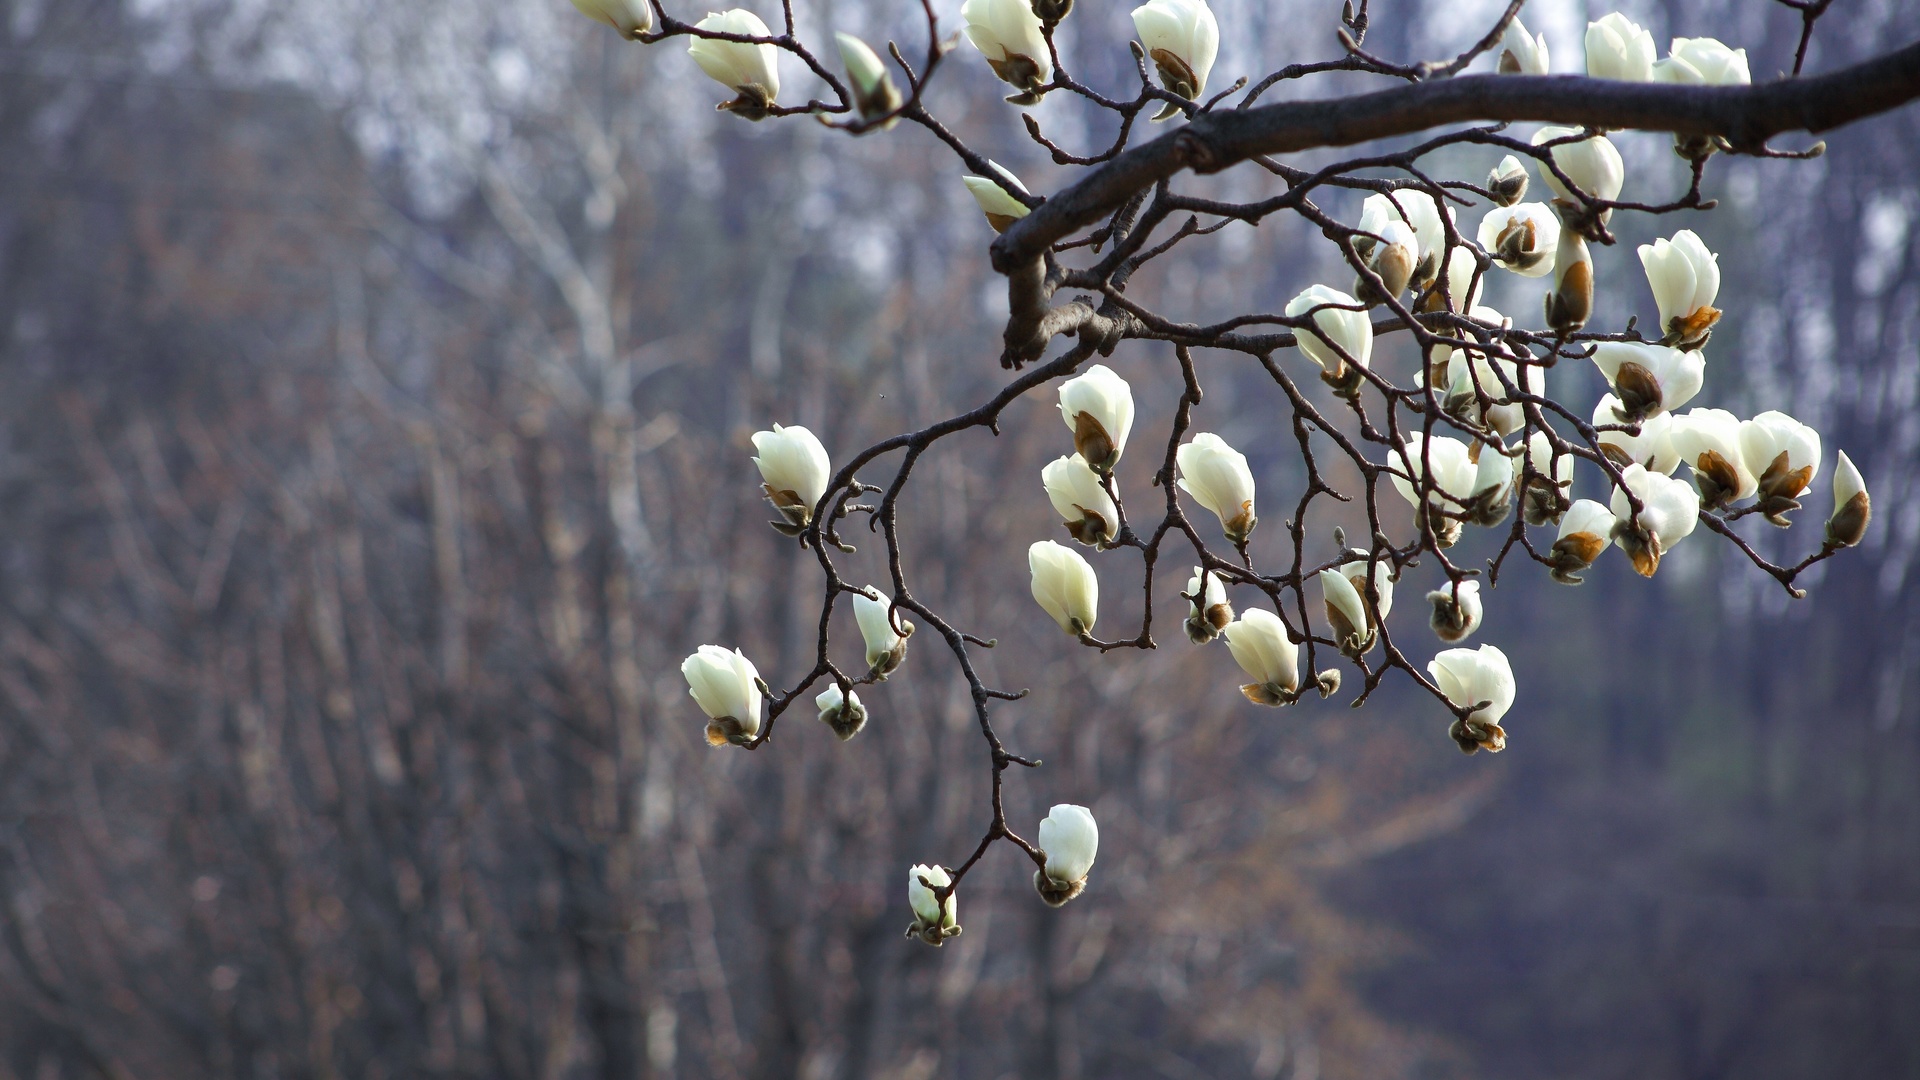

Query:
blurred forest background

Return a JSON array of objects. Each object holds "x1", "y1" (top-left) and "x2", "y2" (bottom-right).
[{"x1": 0, "y1": 0, "x2": 1916, "y2": 1075}]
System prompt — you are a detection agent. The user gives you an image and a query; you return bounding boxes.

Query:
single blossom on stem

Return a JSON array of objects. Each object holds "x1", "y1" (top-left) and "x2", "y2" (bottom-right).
[
  {"x1": 852, "y1": 586, "x2": 913, "y2": 679},
  {"x1": 962, "y1": 0, "x2": 1051, "y2": 103},
  {"x1": 1593, "y1": 394, "x2": 1681, "y2": 474},
  {"x1": 1429, "y1": 644, "x2": 1516, "y2": 754},
  {"x1": 1184, "y1": 565, "x2": 1233, "y2": 644},
  {"x1": 1478, "y1": 203, "x2": 1559, "y2": 277},
  {"x1": 751, "y1": 423, "x2": 832, "y2": 534},
  {"x1": 1175, "y1": 433, "x2": 1257, "y2": 543},
  {"x1": 1667, "y1": 408, "x2": 1755, "y2": 508},
  {"x1": 1487, "y1": 155, "x2": 1530, "y2": 206},
  {"x1": 1029, "y1": 540, "x2": 1099, "y2": 636},
  {"x1": 1585, "y1": 12, "x2": 1656, "y2": 82},
  {"x1": 1223, "y1": 608, "x2": 1302, "y2": 706},
  {"x1": 1609, "y1": 463, "x2": 1702, "y2": 577},
  {"x1": 1591, "y1": 341, "x2": 1706, "y2": 422},
  {"x1": 681, "y1": 645, "x2": 764, "y2": 747},
  {"x1": 1532, "y1": 126, "x2": 1624, "y2": 231},
  {"x1": 835, "y1": 32, "x2": 902, "y2": 128},
  {"x1": 1550, "y1": 499, "x2": 1617, "y2": 584},
  {"x1": 906, "y1": 864, "x2": 960, "y2": 945},
  {"x1": 962, "y1": 160, "x2": 1032, "y2": 234},
  {"x1": 1496, "y1": 16, "x2": 1550, "y2": 75},
  {"x1": 1319, "y1": 567, "x2": 1376, "y2": 657},
  {"x1": 1638, "y1": 230, "x2": 1722, "y2": 350},
  {"x1": 1034, "y1": 804, "x2": 1099, "y2": 906},
  {"x1": 1827, "y1": 450, "x2": 1871, "y2": 548},
  {"x1": 1286, "y1": 284, "x2": 1372, "y2": 395},
  {"x1": 688, "y1": 9, "x2": 782, "y2": 120},
  {"x1": 1519, "y1": 430, "x2": 1574, "y2": 526},
  {"x1": 1740, "y1": 411, "x2": 1823, "y2": 526},
  {"x1": 815, "y1": 683, "x2": 868, "y2": 741},
  {"x1": 1131, "y1": 0, "x2": 1219, "y2": 119},
  {"x1": 1043, "y1": 453, "x2": 1120, "y2": 547},
  {"x1": 570, "y1": 0, "x2": 653, "y2": 38},
  {"x1": 1427, "y1": 579, "x2": 1483, "y2": 643},
  {"x1": 1058, "y1": 364, "x2": 1136, "y2": 474},
  {"x1": 1656, "y1": 36, "x2": 1751, "y2": 86}
]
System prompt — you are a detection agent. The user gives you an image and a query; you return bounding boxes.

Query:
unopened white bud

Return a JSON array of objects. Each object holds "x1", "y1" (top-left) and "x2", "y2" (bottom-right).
[
  {"x1": 1184, "y1": 565, "x2": 1233, "y2": 644},
  {"x1": 1740, "y1": 411, "x2": 1822, "y2": 527},
  {"x1": 688, "y1": 10, "x2": 781, "y2": 119},
  {"x1": 962, "y1": 160, "x2": 1032, "y2": 234},
  {"x1": 1585, "y1": 13, "x2": 1655, "y2": 82},
  {"x1": 681, "y1": 645, "x2": 764, "y2": 746},
  {"x1": 815, "y1": 683, "x2": 868, "y2": 741},
  {"x1": 1043, "y1": 454, "x2": 1120, "y2": 548},
  {"x1": 1286, "y1": 284, "x2": 1372, "y2": 394},
  {"x1": 1429, "y1": 644, "x2": 1516, "y2": 753},
  {"x1": 835, "y1": 32, "x2": 902, "y2": 128},
  {"x1": 1176, "y1": 433, "x2": 1257, "y2": 543},
  {"x1": 1058, "y1": 364, "x2": 1135, "y2": 474},
  {"x1": 1427, "y1": 580, "x2": 1483, "y2": 643},
  {"x1": 1478, "y1": 203, "x2": 1559, "y2": 278},
  {"x1": 1223, "y1": 608, "x2": 1301, "y2": 707},
  {"x1": 1827, "y1": 450, "x2": 1870, "y2": 548},
  {"x1": 1551, "y1": 499, "x2": 1616, "y2": 584},
  {"x1": 962, "y1": 0, "x2": 1052, "y2": 101},
  {"x1": 1029, "y1": 540, "x2": 1099, "y2": 636},
  {"x1": 1591, "y1": 341, "x2": 1705, "y2": 422},
  {"x1": 852, "y1": 587, "x2": 913, "y2": 679},
  {"x1": 1608, "y1": 463, "x2": 1701, "y2": 577},
  {"x1": 1638, "y1": 230, "x2": 1721, "y2": 350},
  {"x1": 1132, "y1": 0, "x2": 1218, "y2": 117},
  {"x1": 1496, "y1": 16, "x2": 1550, "y2": 75},
  {"x1": 1035, "y1": 804, "x2": 1099, "y2": 906},
  {"x1": 1488, "y1": 155, "x2": 1530, "y2": 206},
  {"x1": 906, "y1": 864, "x2": 960, "y2": 944},
  {"x1": 571, "y1": 0, "x2": 653, "y2": 38},
  {"x1": 751, "y1": 423, "x2": 832, "y2": 535}
]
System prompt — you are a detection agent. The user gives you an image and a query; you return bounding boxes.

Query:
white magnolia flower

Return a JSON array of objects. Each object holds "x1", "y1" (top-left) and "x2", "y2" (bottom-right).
[
  {"x1": 906, "y1": 864, "x2": 960, "y2": 944},
  {"x1": 1223, "y1": 608, "x2": 1302, "y2": 706},
  {"x1": 1029, "y1": 540, "x2": 1099, "y2": 636},
  {"x1": 815, "y1": 683, "x2": 868, "y2": 741},
  {"x1": 752, "y1": 423, "x2": 831, "y2": 533},
  {"x1": 1497, "y1": 16, "x2": 1550, "y2": 75},
  {"x1": 681, "y1": 645, "x2": 764, "y2": 746},
  {"x1": 1667, "y1": 408, "x2": 1755, "y2": 507},
  {"x1": 1656, "y1": 37, "x2": 1751, "y2": 86},
  {"x1": 1488, "y1": 154, "x2": 1530, "y2": 206},
  {"x1": 1828, "y1": 450, "x2": 1871, "y2": 548},
  {"x1": 1519, "y1": 430, "x2": 1574, "y2": 526},
  {"x1": 852, "y1": 587, "x2": 913, "y2": 679},
  {"x1": 1591, "y1": 341, "x2": 1705, "y2": 421},
  {"x1": 1340, "y1": 557, "x2": 1395, "y2": 620},
  {"x1": 1286, "y1": 284, "x2": 1372, "y2": 392},
  {"x1": 688, "y1": 10, "x2": 781, "y2": 118},
  {"x1": 570, "y1": 0, "x2": 653, "y2": 38},
  {"x1": 1446, "y1": 346, "x2": 1535, "y2": 438},
  {"x1": 1429, "y1": 644, "x2": 1516, "y2": 753},
  {"x1": 1355, "y1": 218, "x2": 1420, "y2": 303},
  {"x1": 1320, "y1": 562, "x2": 1388, "y2": 656},
  {"x1": 1393, "y1": 433, "x2": 1509, "y2": 537},
  {"x1": 962, "y1": 160, "x2": 1032, "y2": 234},
  {"x1": 1132, "y1": 0, "x2": 1219, "y2": 115},
  {"x1": 1427, "y1": 579, "x2": 1483, "y2": 643},
  {"x1": 1176, "y1": 433, "x2": 1257, "y2": 543},
  {"x1": 1043, "y1": 454, "x2": 1120, "y2": 547},
  {"x1": 1740, "y1": 411, "x2": 1822, "y2": 525},
  {"x1": 1478, "y1": 203, "x2": 1560, "y2": 277},
  {"x1": 836, "y1": 32, "x2": 902, "y2": 126},
  {"x1": 1609, "y1": 462, "x2": 1701, "y2": 576},
  {"x1": 1585, "y1": 13, "x2": 1655, "y2": 82},
  {"x1": 1551, "y1": 498, "x2": 1616, "y2": 584},
  {"x1": 1593, "y1": 394, "x2": 1681, "y2": 474},
  {"x1": 1035, "y1": 804, "x2": 1099, "y2": 905},
  {"x1": 1058, "y1": 364, "x2": 1135, "y2": 474},
  {"x1": 1427, "y1": 243, "x2": 1484, "y2": 313},
  {"x1": 1544, "y1": 226, "x2": 1593, "y2": 334},
  {"x1": 962, "y1": 0, "x2": 1051, "y2": 100},
  {"x1": 1184, "y1": 566, "x2": 1233, "y2": 644},
  {"x1": 1638, "y1": 230, "x2": 1721, "y2": 349},
  {"x1": 1360, "y1": 190, "x2": 1452, "y2": 293},
  {"x1": 1531, "y1": 127, "x2": 1625, "y2": 209}
]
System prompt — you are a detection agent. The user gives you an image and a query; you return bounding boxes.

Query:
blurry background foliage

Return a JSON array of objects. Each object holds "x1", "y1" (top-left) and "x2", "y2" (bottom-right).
[{"x1": 0, "y1": 0, "x2": 1916, "y2": 1076}]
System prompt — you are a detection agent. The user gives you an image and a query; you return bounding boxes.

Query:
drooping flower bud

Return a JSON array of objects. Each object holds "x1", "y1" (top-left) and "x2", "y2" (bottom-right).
[
  {"x1": 1519, "y1": 431, "x2": 1574, "y2": 526},
  {"x1": 1286, "y1": 284, "x2": 1373, "y2": 395},
  {"x1": 751, "y1": 423, "x2": 831, "y2": 535},
  {"x1": 1057, "y1": 364, "x2": 1135, "y2": 474},
  {"x1": 681, "y1": 645, "x2": 764, "y2": 746},
  {"x1": 815, "y1": 683, "x2": 868, "y2": 741},
  {"x1": 906, "y1": 864, "x2": 960, "y2": 945},
  {"x1": 1035, "y1": 804, "x2": 1099, "y2": 906},
  {"x1": 1593, "y1": 395, "x2": 1681, "y2": 474},
  {"x1": 570, "y1": 0, "x2": 654, "y2": 38},
  {"x1": 1478, "y1": 202, "x2": 1559, "y2": 277},
  {"x1": 962, "y1": 160, "x2": 1032, "y2": 234},
  {"x1": 1827, "y1": 450, "x2": 1870, "y2": 548},
  {"x1": 1656, "y1": 37, "x2": 1750, "y2": 85},
  {"x1": 1740, "y1": 411, "x2": 1822, "y2": 527},
  {"x1": 1042, "y1": 454, "x2": 1120, "y2": 548},
  {"x1": 1585, "y1": 13, "x2": 1655, "y2": 82},
  {"x1": 835, "y1": 32, "x2": 902, "y2": 128},
  {"x1": 1532, "y1": 127, "x2": 1624, "y2": 232},
  {"x1": 1223, "y1": 608, "x2": 1302, "y2": 706},
  {"x1": 1131, "y1": 0, "x2": 1218, "y2": 119},
  {"x1": 851, "y1": 586, "x2": 913, "y2": 679},
  {"x1": 1427, "y1": 579, "x2": 1483, "y2": 643},
  {"x1": 1638, "y1": 230, "x2": 1722, "y2": 350},
  {"x1": 1184, "y1": 565, "x2": 1233, "y2": 644},
  {"x1": 1550, "y1": 499, "x2": 1616, "y2": 584},
  {"x1": 1487, "y1": 155, "x2": 1531, "y2": 206},
  {"x1": 1428, "y1": 644, "x2": 1516, "y2": 753},
  {"x1": 1175, "y1": 433, "x2": 1257, "y2": 544},
  {"x1": 1609, "y1": 462, "x2": 1702, "y2": 576},
  {"x1": 1667, "y1": 408, "x2": 1755, "y2": 509},
  {"x1": 1544, "y1": 227, "x2": 1592, "y2": 334},
  {"x1": 688, "y1": 10, "x2": 782, "y2": 120},
  {"x1": 962, "y1": 0, "x2": 1052, "y2": 103},
  {"x1": 1591, "y1": 341, "x2": 1706, "y2": 422},
  {"x1": 1319, "y1": 564, "x2": 1388, "y2": 657},
  {"x1": 1496, "y1": 16, "x2": 1550, "y2": 75},
  {"x1": 1029, "y1": 540, "x2": 1099, "y2": 636}
]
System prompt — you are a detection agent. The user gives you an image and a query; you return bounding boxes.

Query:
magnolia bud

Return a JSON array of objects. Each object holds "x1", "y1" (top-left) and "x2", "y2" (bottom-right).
[
  {"x1": 570, "y1": 0, "x2": 653, "y2": 38},
  {"x1": 1319, "y1": 567, "x2": 1375, "y2": 657},
  {"x1": 681, "y1": 645, "x2": 764, "y2": 747},
  {"x1": 1478, "y1": 203, "x2": 1559, "y2": 277},
  {"x1": 1029, "y1": 540, "x2": 1099, "y2": 636},
  {"x1": 1544, "y1": 228, "x2": 1592, "y2": 334},
  {"x1": 1585, "y1": 13, "x2": 1655, "y2": 82},
  {"x1": 1741, "y1": 411, "x2": 1822, "y2": 527},
  {"x1": 1638, "y1": 230, "x2": 1722, "y2": 350},
  {"x1": 1035, "y1": 804, "x2": 1099, "y2": 906},
  {"x1": 1827, "y1": 450, "x2": 1870, "y2": 548},
  {"x1": 815, "y1": 683, "x2": 868, "y2": 741},
  {"x1": 1519, "y1": 431, "x2": 1574, "y2": 526},
  {"x1": 751, "y1": 423, "x2": 832, "y2": 534},
  {"x1": 1427, "y1": 579, "x2": 1483, "y2": 643},
  {"x1": 852, "y1": 586, "x2": 913, "y2": 679},
  {"x1": 1286, "y1": 284, "x2": 1372, "y2": 395},
  {"x1": 962, "y1": 160, "x2": 1033, "y2": 234},
  {"x1": 835, "y1": 32, "x2": 902, "y2": 128},
  {"x1": 1532, "y1": 127, "x2": 1624, "y2": 233},
  {"x1": 1487, "y1": 155, "x2": 1530, "y2": 206},
  {"x1": 688, "y1": 10, "x2": 782, "y2": 120},
  {"x1": 1428, "y1": 644, "x2": 1515, "y2": 754},
  {"x1": 962, "y1": 0, "x2": 1052, "y2": 103},
  {"x1": 1184, "y1": 566, "x2": 1233, "y2": 644},
  {"x1": 1058, "y1": 364, "x2": 1136, "y2": 474},
  {"x1": 906, "y1": 864, "x2": 960, "y2": 944},
  {"x1": 1131, "y1": 0, "x2": 1219, "y2": 119},
  {"x1": 1655, "y1": 38, "x2": 1750, "y2": 158},
  {"x1": 1223, "y1": 608, "x2": 1301, "y2": 707},
  {"x1": 1043, "y1": 454, "x2": 1120, "y2": 547},
  {"x1": 1496, "y1": 16, "x2": 1550, "y2": 75},
  {"x1": 1354, "y1": 219, "x2": 1419, "y2": 304},
  {"x1": 1175, "y1": 433, "x2": 1257, "y2": 543},
  {"x1": 1667, "y1": 408, "x2": 1755, "y2": 509},
  {"x1": 1550, "y1": 499, "x2": 1616, "y2": 584},
  {"x1": 1609, "y1": 463, "x2": 1701, "y2": 577}
]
